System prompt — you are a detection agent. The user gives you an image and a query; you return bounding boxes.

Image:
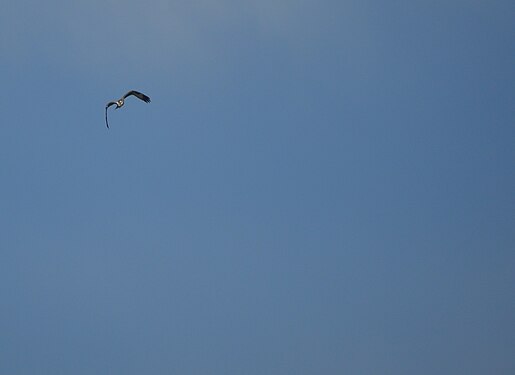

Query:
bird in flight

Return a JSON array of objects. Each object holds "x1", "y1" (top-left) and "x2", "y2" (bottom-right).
[{"x1": 105, "y1": 90, "x2": 151, "y2": 128}]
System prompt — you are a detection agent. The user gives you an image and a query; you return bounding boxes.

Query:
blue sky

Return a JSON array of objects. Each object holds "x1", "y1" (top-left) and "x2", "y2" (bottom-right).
[{"x1": 1, "y1": 1, "x2": 514, "y2": 374}]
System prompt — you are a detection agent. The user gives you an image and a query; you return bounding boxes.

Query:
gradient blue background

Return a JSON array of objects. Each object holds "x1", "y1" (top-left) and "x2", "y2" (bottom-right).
[{"x1": 1, "y1": 1, "x2": 514, "y2": 374}]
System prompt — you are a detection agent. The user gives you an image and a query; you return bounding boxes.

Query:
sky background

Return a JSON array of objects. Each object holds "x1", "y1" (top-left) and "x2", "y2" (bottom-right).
[{"x1": 1, "y1": 1, "x2": 514, "y2": 374}]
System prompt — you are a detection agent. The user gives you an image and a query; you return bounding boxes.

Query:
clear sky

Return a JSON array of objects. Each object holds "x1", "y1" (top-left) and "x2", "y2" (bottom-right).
[{"x1": 1, "y1": 1, "x2": 514, "y2": 374}]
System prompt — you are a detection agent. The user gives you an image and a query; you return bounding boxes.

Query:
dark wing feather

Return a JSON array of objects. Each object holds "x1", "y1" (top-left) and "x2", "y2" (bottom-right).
[
  {"x1": 105, "y1": 107, "x2": 110, "y2": 128},
  {"x1": 105, "y1": 102, "x2": 117, "y2": 129},
  {"x1": 122, "y1": 90, "x2": 151, "y2": 103}
]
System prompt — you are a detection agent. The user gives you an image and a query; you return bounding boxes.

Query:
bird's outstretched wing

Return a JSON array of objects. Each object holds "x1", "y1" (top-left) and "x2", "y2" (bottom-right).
[
  {"x1": 123, "y1": 90, "x2": 151, "y2": 103},
  {"x1": 105, "y1": 102, "x2": 117, "y2": 129}
]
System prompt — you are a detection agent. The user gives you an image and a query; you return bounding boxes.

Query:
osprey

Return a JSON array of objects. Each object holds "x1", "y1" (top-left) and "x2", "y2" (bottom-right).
[{"x1": 105, "y1": 90, "x2": 151, "y2": 128}]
